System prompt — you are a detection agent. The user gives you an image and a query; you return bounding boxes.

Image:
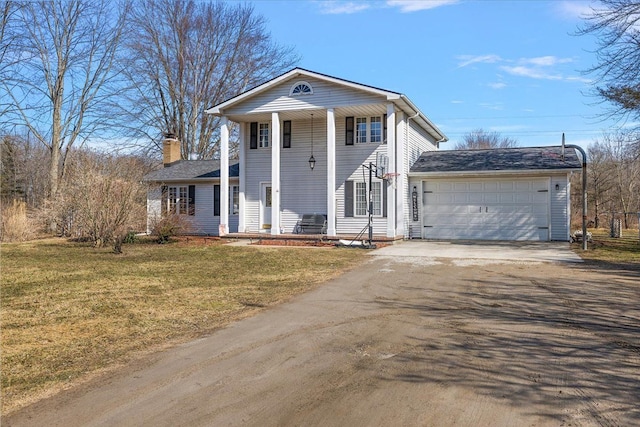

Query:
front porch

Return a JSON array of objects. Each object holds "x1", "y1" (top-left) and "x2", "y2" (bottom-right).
[{"x1": 225, "y1": 231, "x2": 402, "y2": 246}]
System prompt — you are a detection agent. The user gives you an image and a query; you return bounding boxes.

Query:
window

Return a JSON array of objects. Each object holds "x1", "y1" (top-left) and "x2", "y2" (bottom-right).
[
  {"x1": 370, "y1": 117, "x2": 382, "y2": 143},
  {"x1": 345, "y1": 180, "x2": 384, "y2": 217},
  {"x1": 290, "y1": 81, "x2": 313, "y2": 96},
  {"x1": 356, "y1": 118, "x2": 367, "y2": 143},
  {"x1": 259, "y1": 123, "x2": 269, "y2": 148},
  {"x1": 166, "y1": 185, "x2": 195, "y2": 216},
  {"x1": 352, "y1": 116, "x2": 383, "y2": 144},
  {"x1": 230, "y1": 185, "x2": 239, "y2": 215},
  {"x1": 355, "y1": 182, "x2": 367, "y2": 215}
]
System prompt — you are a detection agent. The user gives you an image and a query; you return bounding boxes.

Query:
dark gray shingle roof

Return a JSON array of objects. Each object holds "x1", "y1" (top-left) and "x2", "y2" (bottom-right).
[
  {"x1": 410, "y1": 146, "x2": 582, "y2": 174},
  {"x1": 143, "y1": 160, "x2": 240, "y2": 182}
]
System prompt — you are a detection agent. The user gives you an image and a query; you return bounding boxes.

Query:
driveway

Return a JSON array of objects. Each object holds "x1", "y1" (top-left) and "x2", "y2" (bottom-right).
[
  {"x1": 372, "y1": 240, "x2": 583, "y2": 264},
  {"x1": 4, "y1": 243, "x2": 638, "y2": 427}
]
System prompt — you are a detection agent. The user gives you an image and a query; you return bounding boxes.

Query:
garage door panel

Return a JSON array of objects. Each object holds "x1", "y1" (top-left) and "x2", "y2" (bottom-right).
[{"x1": 422, "y1": 178, "x2": 549, "y2": 241}]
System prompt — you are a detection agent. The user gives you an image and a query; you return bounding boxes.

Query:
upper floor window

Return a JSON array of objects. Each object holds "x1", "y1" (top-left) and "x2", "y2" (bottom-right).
[
  {"x1": 354, "y1": 116, "x2": 383, "y2": 144},
  {"x1": 290, "y1": 81, "x2": 313, "y2": 96},
  {"x1": 259, "y1": 123, "x2": 269, "y2": 148},
  {"x1": 356, "y1": 118, "x2": 367, "y2": 143}
]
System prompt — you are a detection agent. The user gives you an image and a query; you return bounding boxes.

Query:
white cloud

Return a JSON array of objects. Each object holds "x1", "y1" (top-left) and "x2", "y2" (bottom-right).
[
  {"x1": 318, "y1": 1, "x2": 370, "y2": 14},
  {"x1": 501, "y1": 65, "x2": 563, "y2": 80},
  {"x1": 555, "y1": 1, "x2": 595, "y2": 20},
  {"x1": 524, "y1": 56, "x2": 573, "y2": 67},
  {"x1": 386, "y1": 0, "x2": 459, "y2": 13},
  {"x1": 456, "y1": 54, "x2": 502, "y2": 68},
  {"x1": 450, "y1": 100, "x2": 464, "y2": 104},
  {"x1": 488, "y1": 82, "x2": 507, "y2": 89},
  {"x1": 479, "y1": 102, "x2": 504, "y2": 111}
]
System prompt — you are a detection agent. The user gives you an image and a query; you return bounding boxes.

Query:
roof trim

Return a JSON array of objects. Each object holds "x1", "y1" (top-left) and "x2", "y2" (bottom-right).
[{"x1": 409, "y1": 169, "x2": 579, "y2": 178}]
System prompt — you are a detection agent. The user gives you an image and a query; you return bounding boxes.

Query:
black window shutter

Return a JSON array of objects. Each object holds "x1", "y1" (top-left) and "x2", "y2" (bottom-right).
[
  {"x1": 213, "y1": 185, "x2": 220, "y2": 216},
  {"x1": 345, "y1": 180, "x2": 354, "y2": 217},
  {"x1": 383, "y1": 180, "x2": 388, "y2": 218},
  {"x1": 383, "y1": 114, "x2": 388, "y2": 144},
  {"x1": 161, "y1": 185, "x2": 168, "y2": 216},
  {"x1": 188, "y1": 185, "x2": 196, "y2": 216},
  {"x1": 345, "y1": 117, "x2": 354, "y2": 146},
  {"x1": 250, "y1": 122, "x2": 258, "y2": 149},
  {"x1": 283, "y1": 120, "x2": 291, "y2": 148}
]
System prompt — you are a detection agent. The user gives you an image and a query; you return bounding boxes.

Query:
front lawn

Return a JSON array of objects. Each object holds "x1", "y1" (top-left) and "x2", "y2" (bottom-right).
[
  {"x1": 572, "y1": 228, "x2": 640, "y2": 267},
  {"x1": 0, "y1": 238, "x2": 366, "y2": 414}
]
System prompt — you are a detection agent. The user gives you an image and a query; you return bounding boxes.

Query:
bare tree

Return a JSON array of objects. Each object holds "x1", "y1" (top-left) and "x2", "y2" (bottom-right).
[
  {"x1": 587, "y1": 141, "x2": 616, "y2": 228},
  {"x1": 455, "y1": 129, "x2": 518, "y2": 150},
  {"x1": 0, "y1": 0, "x2": 129, "y2": 203},
  {"x1": 579, "y1": 1, "x2": 640, "y2": 134},
  {"x1": 119, "y1": 0, "x2": 298, "y2": 159}
]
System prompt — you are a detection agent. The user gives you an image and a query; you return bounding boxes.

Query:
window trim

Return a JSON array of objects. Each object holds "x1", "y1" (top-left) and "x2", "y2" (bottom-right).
[
  {"x1": 351, "y1": 116, "x2": 384, "y2": 144},
  {"x1": 166, "y1": 185, "x2": 195, "y2": 216},
  {"x1": 258, "y1": 122, "x2": 269, "y2": 148},
  {"x1": 348, "y1": 179, "x2": 385, "y2": 218}
]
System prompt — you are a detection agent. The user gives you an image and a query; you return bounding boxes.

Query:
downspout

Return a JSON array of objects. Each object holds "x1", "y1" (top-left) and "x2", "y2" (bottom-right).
[{"x1": 564, "y1": 133, "x2": 588, "y2": 250}]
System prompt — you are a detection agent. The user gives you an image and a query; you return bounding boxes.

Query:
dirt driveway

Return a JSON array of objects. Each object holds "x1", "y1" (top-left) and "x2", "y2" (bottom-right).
[{"x1": 4, "y1": 243, "x2": 639, "y2": 427}]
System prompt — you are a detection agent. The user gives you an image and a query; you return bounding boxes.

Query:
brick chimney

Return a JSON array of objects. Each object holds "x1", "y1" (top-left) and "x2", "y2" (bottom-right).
[{"x1": 163, "y1": 133, "x2": 181, "y2": 167}]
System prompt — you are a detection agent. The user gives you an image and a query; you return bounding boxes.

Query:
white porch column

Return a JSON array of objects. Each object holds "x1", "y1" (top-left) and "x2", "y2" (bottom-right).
[
  {"x1": 386, "y1": 104, "x2": 396, "y2": 238},
  {"x1": 271, "y1": 112, "x2": 281, "y2": 235},
  {"x1": 238, "y1": 122, "x2": 246, "y2": 232},
  {"x1": 220, "y1": 116, "x2": 230, "y2": 236},
  {"x1": 326, "y1": 108, "x2": 337, "y2": 236}
]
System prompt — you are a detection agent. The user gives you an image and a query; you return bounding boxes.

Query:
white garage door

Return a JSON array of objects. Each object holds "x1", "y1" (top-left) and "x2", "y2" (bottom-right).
[{"x1": 422, "y1": 178, "x2": 550, "y2": 241}]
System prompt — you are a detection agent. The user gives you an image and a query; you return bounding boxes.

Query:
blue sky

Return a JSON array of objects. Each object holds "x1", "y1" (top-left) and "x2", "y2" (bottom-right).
[{"x1": 251, "y1": 0, "x2": 630, "y2": 149}]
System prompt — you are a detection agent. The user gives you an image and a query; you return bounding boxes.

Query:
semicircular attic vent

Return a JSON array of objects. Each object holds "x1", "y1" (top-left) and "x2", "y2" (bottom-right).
[{"x1": 290, "y1": 81, "x2": 313, "y2": 96}]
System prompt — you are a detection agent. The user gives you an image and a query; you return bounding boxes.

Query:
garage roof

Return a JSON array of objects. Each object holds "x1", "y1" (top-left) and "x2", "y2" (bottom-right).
[
  {"x1": 143, "y1": 160, "x2": 240, "y2": 182},
  {"x1": 411, "y1": 146, "x2": 582, "y2": 174}
]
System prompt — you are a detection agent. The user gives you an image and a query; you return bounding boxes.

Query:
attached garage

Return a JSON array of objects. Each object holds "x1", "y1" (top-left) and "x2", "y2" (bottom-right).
[{"x1": 409, "y1": 147, "x2": 582, "y2": 242}]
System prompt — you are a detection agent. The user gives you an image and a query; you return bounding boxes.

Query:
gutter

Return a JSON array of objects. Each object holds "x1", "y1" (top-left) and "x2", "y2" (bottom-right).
[{"x1": 398, "y1": 94, "x2": 448, "y2": 142}]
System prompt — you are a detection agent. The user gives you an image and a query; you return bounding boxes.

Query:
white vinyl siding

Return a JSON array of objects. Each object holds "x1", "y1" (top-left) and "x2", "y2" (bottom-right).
[
  {"x1": 244, "y1": 118, "x2": 327, "y2": 233},
  {"x1": 550, "y1": 175, "x2": 571, "y2": 241}
]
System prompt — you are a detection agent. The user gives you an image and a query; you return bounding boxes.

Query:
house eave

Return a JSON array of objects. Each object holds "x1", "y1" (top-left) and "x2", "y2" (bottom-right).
[{"x1": 408, "y1": 168, "x2": 580, "y2": 178}]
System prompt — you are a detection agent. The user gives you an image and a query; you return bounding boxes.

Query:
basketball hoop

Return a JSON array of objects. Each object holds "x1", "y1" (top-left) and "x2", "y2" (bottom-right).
[{"x1": 382, "y1": 172, "x2": 400, "y2": 188}]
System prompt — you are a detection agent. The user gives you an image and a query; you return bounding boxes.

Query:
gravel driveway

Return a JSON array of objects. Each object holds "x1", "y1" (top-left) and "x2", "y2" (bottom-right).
[{"x1": 4, "y1": 243, "x2": 639, "y2": 426}]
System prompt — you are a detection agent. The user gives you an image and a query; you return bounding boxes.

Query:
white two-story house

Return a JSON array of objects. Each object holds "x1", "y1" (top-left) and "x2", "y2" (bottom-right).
[{"x1": 144, "y1": 68, "x2": 581, "y2": 241}]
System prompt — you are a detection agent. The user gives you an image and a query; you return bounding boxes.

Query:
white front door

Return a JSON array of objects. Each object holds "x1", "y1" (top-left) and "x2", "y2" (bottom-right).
[
  {"x1": 261, "y1": 183, "x2": 272, "y2": 231},
  {"x1": 422, "y1": 178, "x2": 550, "y2": 241}
]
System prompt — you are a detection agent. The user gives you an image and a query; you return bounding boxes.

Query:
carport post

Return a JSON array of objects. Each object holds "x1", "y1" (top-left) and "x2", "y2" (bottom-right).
[{"x1": 565, "y1": 137, "x2": 587, "y2": 250}]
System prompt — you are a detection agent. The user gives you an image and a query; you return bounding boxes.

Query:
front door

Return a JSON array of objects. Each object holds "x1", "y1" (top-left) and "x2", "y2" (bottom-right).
[{"x1": 261, "y1": 183, "x2": 272, "y2": 231}]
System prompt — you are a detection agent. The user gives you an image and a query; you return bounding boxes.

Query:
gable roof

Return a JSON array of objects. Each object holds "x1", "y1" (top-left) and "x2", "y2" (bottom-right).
[
  {"x1": 410, "y1": 146, "x2": 582, "y2": 175},
  {"x1": 143, "y1": 160, "x2": 240, "y2": 182},
  {"x1": 205, "y1": 67, "x2": 447, "y2": 142}
]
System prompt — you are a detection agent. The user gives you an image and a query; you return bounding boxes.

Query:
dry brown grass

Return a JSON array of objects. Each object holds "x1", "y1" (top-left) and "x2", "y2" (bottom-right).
[
  {"x1": 572, "y1": 228, "x2": 640, "y2": 268},
  {"x1": 0, "y1": 237, "x2": 366, "y2": 414},
  {"x1": 1, "y1": 200, "x2": 36, "y2": 242}
]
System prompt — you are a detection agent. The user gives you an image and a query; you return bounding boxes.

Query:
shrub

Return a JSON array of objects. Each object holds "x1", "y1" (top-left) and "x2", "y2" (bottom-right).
[{"x1": 150, "y1": 214, "x2": 192, "y2": 243}]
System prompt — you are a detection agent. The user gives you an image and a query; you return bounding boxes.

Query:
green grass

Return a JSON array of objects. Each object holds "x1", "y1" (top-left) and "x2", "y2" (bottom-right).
[
  {"x1": 572, "y1": 228, "x2": 640, "y2": 267},
  {"x1": 0, "y1": 238, "x2": 366, "y2": 414}
]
